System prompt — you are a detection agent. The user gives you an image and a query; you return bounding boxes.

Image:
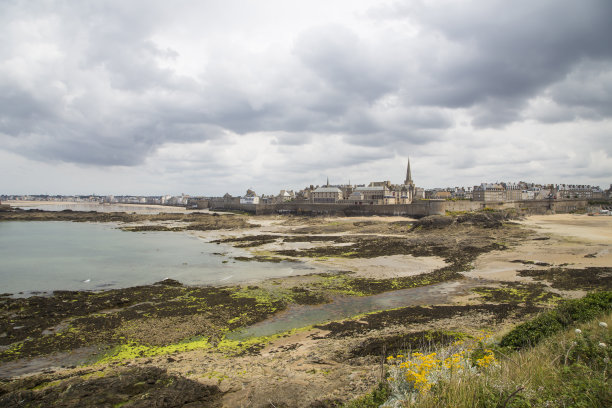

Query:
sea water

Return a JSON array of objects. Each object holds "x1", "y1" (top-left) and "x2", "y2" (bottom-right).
[
  {"x1": 0, "y1": 221, "x2": 307, "y2": 296},
  {"x1": 8, "y1": 202, "x2": 194, "y2": 214}
]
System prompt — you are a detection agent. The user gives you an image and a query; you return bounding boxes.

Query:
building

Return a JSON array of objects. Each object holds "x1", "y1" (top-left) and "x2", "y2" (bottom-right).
[
  {"x1": 240, "y1": 196, "x2": 260, "y2": 204},
  {"x1": 432, "y1": 191, "x2": 451, "y2": 199},
  {"x1": 240, "y1": 189, "x2": 260, "y2": 204},
  {"x1": 311, "y1": 179, "x2": 343, "y2": 203},
  {"x1": 311, "y1": 186, "x2": 343, "y2": 203},
  {"x1": 308, "y1": 158, "x2": 417, "y2": 205},
  {"x1": 398, "y1": 157, "x2": 416, "y2": 203},
  {"x1": 278, "y1": 190, "x2": 294, "y2": 202},
  {"x1": 353, "y1": 186, "x2": 387, "y2": 204},
  {"x1": 557, "y1": 184, "x2": 603, "y2": 199},
  {"x1": 473, "y1": 183, "x2": 506, "y2": 202},
  {"x1": 503, "y1": 183, "x2": 522, "y2": 201}
]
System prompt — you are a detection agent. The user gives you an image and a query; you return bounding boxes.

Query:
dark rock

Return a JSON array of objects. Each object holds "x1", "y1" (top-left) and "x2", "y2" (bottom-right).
[
  {"x1": 0, "y1": 366, "x2": 224, "y2": 408},
  {"x1": 154, "y1": 278, "x2": 183, "y2": 286}
]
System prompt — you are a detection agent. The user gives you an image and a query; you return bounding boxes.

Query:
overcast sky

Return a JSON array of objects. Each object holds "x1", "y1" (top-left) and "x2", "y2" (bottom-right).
[{"x1": 1, "y1": 0, "x2": 611, "y2": 196}]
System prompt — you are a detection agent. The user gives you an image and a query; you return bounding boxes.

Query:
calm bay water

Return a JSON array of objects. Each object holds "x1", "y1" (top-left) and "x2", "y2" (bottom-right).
[
  {"x1": 8, "y1": 202, "x2": 194, "y2": 214},
  {"x1": 0, "y1": 221, "x2": 309, "y2": 296}
]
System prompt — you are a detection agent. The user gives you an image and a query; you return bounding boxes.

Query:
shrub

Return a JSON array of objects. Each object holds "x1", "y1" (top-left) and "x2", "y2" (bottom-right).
[
  {"x1": 344, "y1": 382, "x2": 390, "y2": 408},
  {"x1": 500, "y1": 291, "x2": 612, "y2": 349}
]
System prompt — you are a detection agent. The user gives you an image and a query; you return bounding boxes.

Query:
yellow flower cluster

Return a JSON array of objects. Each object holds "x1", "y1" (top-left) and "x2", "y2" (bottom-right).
[
  {"x1": 475, "y1": 331, "x2": 493, "y2": 343},
  {"x1": 442, "y1": 350, "x2": 466, "y2": 370},
  {"x1": 475, "y1": 349, "x2": 496, "y2": 368},
  {"x1": 400, "y1": 352, "x2": 439, "y2": 394},
  {"x1": 387, "y1": 331, "x2": 498, "y2": 396}
]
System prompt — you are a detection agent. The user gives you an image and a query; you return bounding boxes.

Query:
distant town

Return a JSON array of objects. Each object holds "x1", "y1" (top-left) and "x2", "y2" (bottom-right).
[{"x1": 3, "y1": 159, "x2": 611, "y2": 209}]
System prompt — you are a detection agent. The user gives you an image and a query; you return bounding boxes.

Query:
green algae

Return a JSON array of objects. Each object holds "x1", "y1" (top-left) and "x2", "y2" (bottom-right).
[
  {"x1": 95, "y1": 326, "x2": 315, "y2": 364},
  {"x1": 518, "y1": 266, "x2": 612, "y2": 291},
  {"x1": 96, "y1": 338, "x2": 212, "y2": 364},
  {"x1": 310, "y1": 268, "x2": 463, "y2": 297},
  {"x1": 31, "y1": 380, "x2": 61, "y2": 390},
  {"x1": 471, "y1": 283, "x2": 562, "y2": 305}
]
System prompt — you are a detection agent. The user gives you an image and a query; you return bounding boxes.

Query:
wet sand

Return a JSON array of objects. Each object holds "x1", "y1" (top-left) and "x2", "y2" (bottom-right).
[{"x1": 472, "y1": 214, "x2": 612, "y2": 282}]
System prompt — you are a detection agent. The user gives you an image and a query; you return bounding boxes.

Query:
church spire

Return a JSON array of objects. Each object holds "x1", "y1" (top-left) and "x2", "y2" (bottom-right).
[
  {"x1": 326, "y1": 176, "x2": 329, "y2": 187},
  {"x1": 404, "y1": 157, "x2": 413, "y2": 185}
]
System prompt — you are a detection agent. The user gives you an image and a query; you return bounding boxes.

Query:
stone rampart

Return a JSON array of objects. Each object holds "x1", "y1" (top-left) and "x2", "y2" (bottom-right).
[
  {"x1": 253, "y1": 201, "x2": 446, "y2": 217},
  {"x1": 209, "y1": 198, "x2": 257, "y2": 213},
  {"x1": 209, "y1": 198, "x2": 588, "y2": 217}
]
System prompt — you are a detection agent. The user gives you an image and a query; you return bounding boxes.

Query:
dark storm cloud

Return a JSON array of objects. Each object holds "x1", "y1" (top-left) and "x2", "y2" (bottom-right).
[
  {"x1": 546, "y1": 60, "x2": 612, "y2": 121},
  {"x1": 398, "y1": 0, "x2": 612, "y2": 125},
  {"x1": 294, "y1": 25, "x2": 399, "y2": 103},
  {"x1": 0, "y1": 1, "x2": 217, "y2": 166}
]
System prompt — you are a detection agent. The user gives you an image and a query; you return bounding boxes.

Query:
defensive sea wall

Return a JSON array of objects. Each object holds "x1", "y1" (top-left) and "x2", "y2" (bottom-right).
[
  {"x1": 254, "y1": 201, "x2": 446, "y2": 216},
  {"x1": 207, "y1": 198, "x2": 589, "y2": 217}
]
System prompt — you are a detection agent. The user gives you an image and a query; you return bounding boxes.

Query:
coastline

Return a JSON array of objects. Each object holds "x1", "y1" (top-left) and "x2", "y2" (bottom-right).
[
  {"x1": 1, "y1": 209, "x2": 611, "y2": 406},
  {"x1": 4, "y1": 200, "x2": 201, "y2": 214}
]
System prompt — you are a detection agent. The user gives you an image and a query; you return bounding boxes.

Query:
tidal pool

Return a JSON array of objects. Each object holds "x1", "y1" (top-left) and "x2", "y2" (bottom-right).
[
  {"x1": 0, "y1": 221, "x2": 310, "y2": 296},
  {"x1": 227, "y1": 279, "x2": 479, "y2": 340}
]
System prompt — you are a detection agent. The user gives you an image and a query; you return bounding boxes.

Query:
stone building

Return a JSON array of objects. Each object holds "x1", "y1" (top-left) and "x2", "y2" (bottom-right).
[
  {"x1": 503, "y1": 183, "x2": 522, "y2": 201},
  {"x1": 311, "y1": 179, "x2": 343, "y2": 203},
  {"x1": 403, "y1": 157, "x2": 416, "y2": 203},
  {"x1": 353, "y1": 186, "x2": 387, "y2": 204},
  {"x1": 309, "y1": 158, "x2": 418, "y2": 205},
  {"x1": 473, "y1": 183, "x2": 506, "y2": 202},
  {"x1": 240, "y1": 189, "x2": 260, "y2": 204},
  {"x1": 557, "y1": 184, "x2": 603, "y2": 199}
]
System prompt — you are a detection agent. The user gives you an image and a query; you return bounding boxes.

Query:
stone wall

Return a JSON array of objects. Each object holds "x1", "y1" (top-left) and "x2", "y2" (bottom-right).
[
  {"x1": 209, "y1": 198, "x2": 257, "y2": 213},
  {"x1": 253, "y1": 201, "x2": 446, "y2": 217},
  {"x1": 209, "y1": 198, "x2": 589, "y2": 217}
]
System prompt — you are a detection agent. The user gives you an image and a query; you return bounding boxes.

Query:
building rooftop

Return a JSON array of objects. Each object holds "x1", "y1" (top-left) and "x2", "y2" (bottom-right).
[
  {"x1": 355, "y1": 186, "x2": 386, "y2": 191},
  {"x1": 313, "y1": 187, "x2": 342, "y2": 193}
]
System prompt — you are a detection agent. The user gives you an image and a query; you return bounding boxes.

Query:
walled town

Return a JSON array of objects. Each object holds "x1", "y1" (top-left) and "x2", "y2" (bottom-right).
[{"x1": 3, "y1": 159, "x2": 611, "y2": 216}]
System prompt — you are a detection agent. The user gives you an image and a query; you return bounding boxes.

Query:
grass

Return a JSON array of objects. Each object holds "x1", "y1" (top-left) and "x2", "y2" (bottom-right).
[
  {"x1": 377, "y1": 292, "x2": 612, "y2": 407},
  {"x1": 393, "y1": 312, "x2": 611, "y2": 407},
  {"x1": 344, "y1": 383, "x2": 391, "y2": 407},
  {"x1": 500, "y1": 291, "x2": 612, "y2": 349}
]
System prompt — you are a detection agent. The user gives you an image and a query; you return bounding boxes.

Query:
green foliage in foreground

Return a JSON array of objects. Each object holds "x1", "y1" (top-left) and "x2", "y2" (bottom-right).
[
  {"x1": 376, "y1": 298, "x2": 611, "y2": 408},
  {"x1": 425, "y1": 315, "x2": 610, "y2": 407},
  {"x1": 500, "y1": 291, "x2": 612, "y2": 349},
  {"x1": 343, "y1": 382, "x2": 391, "y2": 408}
]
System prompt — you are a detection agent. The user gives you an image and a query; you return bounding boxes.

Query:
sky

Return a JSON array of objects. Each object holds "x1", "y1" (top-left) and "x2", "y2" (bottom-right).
[{"x1": 1, "y1": 0, "x2": 611, "y2": 196}]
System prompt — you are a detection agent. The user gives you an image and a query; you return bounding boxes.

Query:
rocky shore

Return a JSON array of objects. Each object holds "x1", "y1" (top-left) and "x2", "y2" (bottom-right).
[{"x1": 1, "y1": 209, "x2": 611, "y2": 407}]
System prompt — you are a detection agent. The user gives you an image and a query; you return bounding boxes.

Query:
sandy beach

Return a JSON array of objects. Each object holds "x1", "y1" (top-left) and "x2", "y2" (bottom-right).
[{"x1": 471, "y1": 214, "x2": 612, "y2": 282}]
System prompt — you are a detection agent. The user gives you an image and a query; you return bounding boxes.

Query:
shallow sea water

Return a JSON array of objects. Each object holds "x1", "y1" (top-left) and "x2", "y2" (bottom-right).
[
  {"x1": 227, "y1": 279, "x2": 478, "y2": 340},
  {"x1": 0, "y1": 221, "x2": 309, "y2": 296}
]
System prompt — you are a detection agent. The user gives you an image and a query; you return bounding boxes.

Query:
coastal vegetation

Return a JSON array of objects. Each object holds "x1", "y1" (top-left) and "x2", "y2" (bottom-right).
[{"x1": 372, "y1": 293, "x2": 611, "y2": 408}]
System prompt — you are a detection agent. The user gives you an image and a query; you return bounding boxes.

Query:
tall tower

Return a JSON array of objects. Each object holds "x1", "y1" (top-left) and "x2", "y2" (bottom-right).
[
  {"x1": 403, "y1": 157, "x2": 415, "y2": 203},
  {"x1": 404, "y1": 157, "x2": 414, "y2": 186}
]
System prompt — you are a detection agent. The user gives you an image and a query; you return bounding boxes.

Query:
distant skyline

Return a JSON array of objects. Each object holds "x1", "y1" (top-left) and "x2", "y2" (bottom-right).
[{"x1": 1, "y1": 0, "x2": 611, "y2": 196}]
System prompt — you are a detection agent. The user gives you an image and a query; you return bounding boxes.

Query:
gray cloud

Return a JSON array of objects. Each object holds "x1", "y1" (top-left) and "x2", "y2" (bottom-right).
[
  {"x1": 373, "y1": 0, "x2": 612, "y2": 126},
  {"x1": 295, "y1": 24, "x2": 399, "y2": 103},
  {"x1": 0, "y1": 0, "x2": 611, "y2": 194}
]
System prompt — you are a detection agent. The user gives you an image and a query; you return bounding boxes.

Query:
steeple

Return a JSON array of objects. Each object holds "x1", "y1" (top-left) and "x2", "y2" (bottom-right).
[
  {"x1": 404, "y1": 157, "x2": 413, "y2": 185},
  {"x1": 326, "y1": 176, "x2": 329, "y2": 187}
]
